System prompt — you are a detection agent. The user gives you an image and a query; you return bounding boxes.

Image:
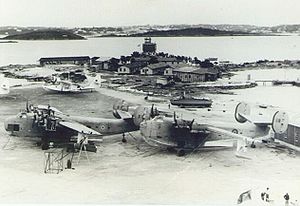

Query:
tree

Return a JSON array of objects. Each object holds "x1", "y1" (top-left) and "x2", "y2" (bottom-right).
[
  {"x1": 120, "y1": 56, "x2": 126, "y2": 64},
  {"x1": 109, "y1": 57, "x2": 120, "y2": 71},
  {"x1": 200, "y1": 59, "x2": 213, "y2": 68},
  {"x1": 131, "y1": 51, "x2": 140, "y2": 58},
  {"x1": 149, "y1": 56, "x2": 159, "y2": 64}
]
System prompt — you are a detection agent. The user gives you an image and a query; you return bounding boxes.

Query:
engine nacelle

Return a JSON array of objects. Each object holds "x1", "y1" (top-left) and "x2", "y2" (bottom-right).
[
  {"x1": 234, "y1": 102, "x2": 251, "y2": 123},
  {"x1": 133, "y1": 106, "x2": 152, "y2": 127},
  {"x1": 140, "y1": 117, "x2": 173, "y2": 139}
]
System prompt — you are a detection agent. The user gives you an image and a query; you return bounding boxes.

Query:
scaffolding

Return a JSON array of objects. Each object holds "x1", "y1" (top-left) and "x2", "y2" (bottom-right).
[{"x1": 44, "y1": 148, "x2": 64, "y2": 174}]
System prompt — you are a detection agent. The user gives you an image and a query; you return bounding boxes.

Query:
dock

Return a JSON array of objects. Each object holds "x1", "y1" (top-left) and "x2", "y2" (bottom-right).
[{"x1": 255, "y1": 79, "x2": 300, "y2": 86}]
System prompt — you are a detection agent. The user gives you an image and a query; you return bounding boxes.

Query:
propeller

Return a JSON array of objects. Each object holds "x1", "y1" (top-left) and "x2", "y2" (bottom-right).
[
  {"x1": 189, "y1": 119, "x2": 195, "y2": 130},
  {"x1": 26, "y1": 99, "x2": 29, "y2": 112},
  {"x1": 173, "y1": 111, "x2": 178, "y2": 126},
  {"x1": 150, "y1": 104, "x2": 155, "y2": 118}
]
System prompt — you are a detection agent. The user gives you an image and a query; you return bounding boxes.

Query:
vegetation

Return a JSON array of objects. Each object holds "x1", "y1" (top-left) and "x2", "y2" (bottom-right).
[
  {"x1": 3, "y1": 30, "x2": 85, "y2": 40},
  {"x1": 129, "y1": 27, "x2": 251, "y2": 37}
]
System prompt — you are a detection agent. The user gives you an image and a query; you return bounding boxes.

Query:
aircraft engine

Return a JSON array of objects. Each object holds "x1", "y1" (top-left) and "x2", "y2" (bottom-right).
[
  {"x1": 272, "y1": 111, "x2": 288, "y2": 134},
  {"x1": 133, "y1": 106, "x2": 152, "y2": 126},
  {"x1": 140, "y1": 117, "x2": 174, "y2": 143},
  {"x1": 234, "y1": 102, "x2": 251, "y2": 123},
  {"x1": 112, "y1": 100, "x2": 129, "y2": 119}
]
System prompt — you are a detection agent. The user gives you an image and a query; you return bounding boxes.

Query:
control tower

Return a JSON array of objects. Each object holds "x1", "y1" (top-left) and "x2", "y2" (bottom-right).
[{"x1": 142, "y1": 37, "x2": 157, "y2": 54}]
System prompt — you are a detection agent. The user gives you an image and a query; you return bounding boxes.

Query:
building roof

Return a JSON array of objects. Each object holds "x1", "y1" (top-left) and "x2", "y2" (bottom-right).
[
  {"x1": 157, "y1": 57, "x2": 178, "y2": 62},
  {"x1": 39, "y1": 56, "x2": 90, "y2": 62},
  {"x1": 205, "y1": 57, "x2": 218, "y2": 61},
  {"x1": 174, "y1": 66, "x2": 219, "y2": 75},
  {"x1": 146, "y1": 62, "x2": 171, "y2": 70},
  {"x1": 132, "y1": 57, "x2": 151, "y2": 62},
  {"x1": 94, "y1": 56, "x2": 111, "y2": 62},
  {"x1": 120, "y1": 62, "x2": 146, "y2": 69}
]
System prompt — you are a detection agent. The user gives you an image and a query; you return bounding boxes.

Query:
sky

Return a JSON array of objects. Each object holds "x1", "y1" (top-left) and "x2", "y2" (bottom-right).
[{"x1": 0, "y1": 0, "x2": 300, "y2": 27}]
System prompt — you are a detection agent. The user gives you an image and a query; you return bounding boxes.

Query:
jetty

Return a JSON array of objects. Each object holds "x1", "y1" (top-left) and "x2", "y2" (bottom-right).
[{"x1": 255, "y1": 79, "x2": 300, "y2": 86}]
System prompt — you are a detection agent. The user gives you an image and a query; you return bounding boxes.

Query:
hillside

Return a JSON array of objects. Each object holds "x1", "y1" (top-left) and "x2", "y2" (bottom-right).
[
  {"x1": 128, "y1": 27, "x2": 253, "y2": 37},
  {"x1": 2, "y1": 30, "x2": 85, "y2": 40}
]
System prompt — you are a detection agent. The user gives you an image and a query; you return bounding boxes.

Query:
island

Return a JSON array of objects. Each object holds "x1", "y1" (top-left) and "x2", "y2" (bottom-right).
[{"x1": 2, "y1": 30, "x2": 85, "y2": 40}]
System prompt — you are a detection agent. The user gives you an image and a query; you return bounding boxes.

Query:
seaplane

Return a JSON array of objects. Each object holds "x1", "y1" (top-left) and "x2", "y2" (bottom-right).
[
  {"x1": 4, "y1": 100, "x2": 159, "y2": 151},
  {"x1": 43, "y1": 80, "x2": 95, "y2": 94},
  {"x1": 0, "y1": 78, "x2": 10, "y2": 96},
  {"x1": 42, "y1": 74, "x2": 96, "y2": 94},
  {"x1": 139, "y1": 102, "x2": 289, "y2": 156}
]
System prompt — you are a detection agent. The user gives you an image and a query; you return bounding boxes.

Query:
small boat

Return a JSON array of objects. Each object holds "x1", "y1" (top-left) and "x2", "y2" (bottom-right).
[
  {"x1": 43, "y1": 80, "x2": 95, "y2": 94},
  {"x1": 170, "y1": 94, "x2": 212, "y2": 108}
]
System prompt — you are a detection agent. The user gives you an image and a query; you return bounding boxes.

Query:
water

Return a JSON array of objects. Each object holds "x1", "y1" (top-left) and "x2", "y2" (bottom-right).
[
  {"x1": 1, "y1": 35, "x2": 300, "y2": 66},
  {"x1": 1, "y1": 36, "x2": 300, "y2": 120},
  {"x1": 216, "y1": 68, "x2": 300, "y2": 119}
]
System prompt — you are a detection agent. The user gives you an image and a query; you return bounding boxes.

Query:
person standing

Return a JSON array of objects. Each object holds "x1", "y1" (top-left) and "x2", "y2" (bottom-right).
[
  {"x1": 265, "y1": 188, "x2": 270, "y2": 202},
  {"x1": 284, "y1": 193, "x2": 290, "y2": 206},
  {"x1": 261, "y1": 192, "x2": 265, "y2": 201}
]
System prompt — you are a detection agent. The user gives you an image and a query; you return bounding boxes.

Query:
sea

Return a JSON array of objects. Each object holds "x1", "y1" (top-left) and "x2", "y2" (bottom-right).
[
  {"x1": 1, "y1": 36, "x2": 300, "y2": 120},
  {"x1": 1, "y1": 35, "x2": 300, "y2": 66}
]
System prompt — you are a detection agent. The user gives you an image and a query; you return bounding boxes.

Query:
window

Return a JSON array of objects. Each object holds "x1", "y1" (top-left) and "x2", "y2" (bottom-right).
[
  {"x1": 7, "y1": 124, "x2": 20, "y2": 131},
  {"x1": 295, "y1": 128, "x2": 299, "y2": 142}
]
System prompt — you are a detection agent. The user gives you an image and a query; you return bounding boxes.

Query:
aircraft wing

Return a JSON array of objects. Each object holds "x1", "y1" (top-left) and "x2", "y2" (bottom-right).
[
  {"x1": 36, "y1": 105, "x2": 63, "y2": 114},
  {"x1": 115, "y1": 110, "x2": 132, "y2": 119},
  {"x1": 206, "y1": 126, "x2": 261, "y2": 144},
  {"x1": 59, "y1": 121, "x2": 102, "y2": 135}
]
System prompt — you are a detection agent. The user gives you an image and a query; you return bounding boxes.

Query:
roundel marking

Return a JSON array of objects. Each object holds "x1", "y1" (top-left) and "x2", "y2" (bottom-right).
[{"x1": 100, "y1": 124, "x2": 106, "y2": 131}]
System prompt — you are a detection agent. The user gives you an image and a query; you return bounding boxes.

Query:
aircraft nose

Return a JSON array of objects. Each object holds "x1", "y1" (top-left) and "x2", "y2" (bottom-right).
[{"x1": 4, "y1": 116, "x2": 14, "y2": 132}]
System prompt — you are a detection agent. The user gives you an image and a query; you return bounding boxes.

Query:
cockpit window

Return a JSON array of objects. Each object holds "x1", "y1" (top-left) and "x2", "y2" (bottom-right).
[
  {"x1": 7, "y1": 124, "x2": 20, "y2": 131},
  {"x1": 19, "y1": 113, "x2": 27, "y2": 119}
]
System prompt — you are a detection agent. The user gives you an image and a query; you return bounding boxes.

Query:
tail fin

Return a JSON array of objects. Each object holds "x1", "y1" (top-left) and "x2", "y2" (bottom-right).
[
  {"x1": 234, "y1": 102, "x2": 251, "y2": 123},
  {"x1": 272, "y1": 111, "x2": 288, "y2": 134}
]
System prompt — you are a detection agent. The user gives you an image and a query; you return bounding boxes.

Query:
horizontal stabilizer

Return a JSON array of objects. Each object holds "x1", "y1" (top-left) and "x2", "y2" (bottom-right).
[
  {"x1": 238, "y1": 113, "x2": 272, "y2": 127},
  {"x1": 59, "y1": 121, "x2": 101, "y2": 135},
  {"x1": 207, "y1": 126, "x2": 260, "y2": 144}
]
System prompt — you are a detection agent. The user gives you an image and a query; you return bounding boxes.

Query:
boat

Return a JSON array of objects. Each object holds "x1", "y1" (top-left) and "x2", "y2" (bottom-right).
[
  {"x1": 43, "y1": 80, "x2": 95, "y2": 94},
  {"x1": 170, "y1": 94, "x2": 212, "y2": 108}
]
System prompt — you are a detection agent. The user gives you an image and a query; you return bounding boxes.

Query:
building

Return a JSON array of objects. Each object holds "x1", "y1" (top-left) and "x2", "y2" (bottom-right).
[
  {"x1": 90, "y1": 56, "x2": 110, "y2": 72},
  {"x1": 131, "y1": 57, "x2": 151, "y2": 65},
  {"x1": 118, "y1": 62, "x2": 146, "y2": 75},
  {"x1": 142, "y1": 37, "x2": 157, "y2": 54},
  {"x1": 205, "y1": 57, "x2": 218, "y2": 65},
  {"x1": 157, "y1": 57, "x2": 181, "y2": 65},
  {"x1": 172, "y1": 66, "x2": 219, "y2": 82},
  {"x1": 141, "y1": 62, "x2": 171, "y2": 75},
  {"x1": 173, "y1": 67, "x2": 206, "y2": 82},
  {"x1": 275, "y1": 120, "x2": 300, "y2": 151},
  {"x1": 39, "y1": 56, "x2": 90, "y2": 66}
]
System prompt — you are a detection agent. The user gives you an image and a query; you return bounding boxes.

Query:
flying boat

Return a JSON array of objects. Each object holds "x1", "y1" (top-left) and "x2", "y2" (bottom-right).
[
  {"x1": 139, "y1": 102, "x2": 289, "y2": 156},
  {"x1": 4, "y1": 100, "x2": 159, "y2": 150}
]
